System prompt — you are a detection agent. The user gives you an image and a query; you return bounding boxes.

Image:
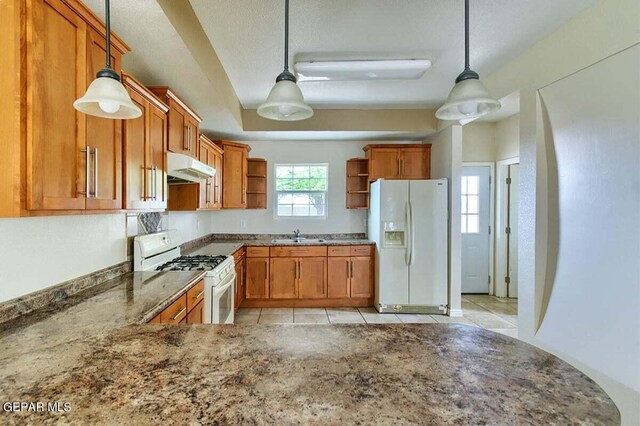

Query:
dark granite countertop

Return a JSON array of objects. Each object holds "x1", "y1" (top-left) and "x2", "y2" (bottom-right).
[{"x1": 0, "y1": 322, "x2": 619, "y2": 425}]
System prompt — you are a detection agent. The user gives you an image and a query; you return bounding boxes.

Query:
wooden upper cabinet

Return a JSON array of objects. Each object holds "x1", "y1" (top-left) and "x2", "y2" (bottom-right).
[
  {"x1": 198, "y1": 135, "x2": 223, "y2": 210},
  {"x1": 85, "y1": 26, "x2": 122, "y2": 210},
  {"x1": 364, "y1": 144, "x2": 431, "y2": 181},
  {"x1": 122, "y1": 73, "x2": 169, "y2": 210},
  {"x1": 5, "y1": 0, "x2": 130, "y2": 216},
  {"x1": 216, "y1": 141, "x2": 250, "y2": 209},
  {"x1": 148, "y1": 87, "x2": 202, "y2": 160}
]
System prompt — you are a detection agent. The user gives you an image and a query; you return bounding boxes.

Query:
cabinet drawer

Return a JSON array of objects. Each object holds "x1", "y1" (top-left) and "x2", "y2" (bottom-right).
[
  {"x1": 270, "y1": 246, "x2": 328, "y2": 257},
  {"x1": 328, "y1": 246, "x2": 351, "y2": 257},
  {"x1": 186, "y1": 279, "x2": 205, "y2": 312},
  {"x1": 160, "y1": 294, "x2": 188, "y2": 324},
  {"x1": 351, "y1": 245, "x2": 374, "y2": 256},
  {"x1": 247, "y1": 246, "x2": 269, "y2": 257}
]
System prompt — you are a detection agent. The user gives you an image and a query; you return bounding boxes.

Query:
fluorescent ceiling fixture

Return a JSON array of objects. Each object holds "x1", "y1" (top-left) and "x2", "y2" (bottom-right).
[{"x1": 294, "y1": 59, "x2": 431, "y2": 82}]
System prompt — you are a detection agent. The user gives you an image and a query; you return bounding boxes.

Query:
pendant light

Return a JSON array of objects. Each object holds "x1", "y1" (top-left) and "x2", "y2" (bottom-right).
[
  {"x1": 436, "y1": 0, "x2": 500, "y2": 122},
  {"x1": 73, "y1": 0, "x2": 141, "y2": 119},
  {"x1": 257, "y1": 0, "x2": 313, "y2": 121}
]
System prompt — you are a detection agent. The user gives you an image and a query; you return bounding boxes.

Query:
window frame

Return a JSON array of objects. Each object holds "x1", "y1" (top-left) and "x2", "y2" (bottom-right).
[
  {"x1": 273, "y1": 163, "x2": 329, "y2": 220},
  {"x1": 461, "y1": 175, "x2": 480, "y2": 234}
]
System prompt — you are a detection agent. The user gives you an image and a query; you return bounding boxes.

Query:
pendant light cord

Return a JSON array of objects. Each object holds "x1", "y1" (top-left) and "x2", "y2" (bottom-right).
[
  {"x1": 464, "y1": 0, "x2": 469, "y2": 71},
  {"x1": 284, "y1": 0, "x2": 289, "y2": 71},
  {"x1": 105, "y1": 0, "x2": 111, "y2": 69}
]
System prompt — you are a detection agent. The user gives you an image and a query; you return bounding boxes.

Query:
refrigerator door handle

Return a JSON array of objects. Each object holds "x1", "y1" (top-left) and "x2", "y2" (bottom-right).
[
  {"x1": 409, "y1": 200, "x2": 415, "y2": 266},
  {"x1": 405, "y1": 201, "x2": 412, "y2": 266}
]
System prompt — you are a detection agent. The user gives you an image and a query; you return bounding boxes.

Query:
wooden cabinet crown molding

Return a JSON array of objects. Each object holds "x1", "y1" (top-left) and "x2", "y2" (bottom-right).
[
  {"x1": 121, "y1": 73, "x2": 168, "y2": 113},
  {"x1": 215, "y1": 140, "x2": 252, "y2": 153},
  {"x1": 363, "y1": 143, "x2": 430, "y2": 151},
  {"x1": 200, "y1": 134, "x2": 224, "y2": 155},
  {"x1": 147, "y1": 86, "x2": 202, "y2": 123}
]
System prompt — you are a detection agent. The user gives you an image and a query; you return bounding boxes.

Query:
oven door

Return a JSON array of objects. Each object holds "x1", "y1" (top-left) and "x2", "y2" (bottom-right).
[{"x1": 210, "y1": 272, "x2": 235, "y2": 324}]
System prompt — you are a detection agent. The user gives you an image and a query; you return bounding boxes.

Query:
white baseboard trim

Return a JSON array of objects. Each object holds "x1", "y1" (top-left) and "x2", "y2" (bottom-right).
[{"x1": 448, "y1": 308, "x2": 464, "y2": 317}]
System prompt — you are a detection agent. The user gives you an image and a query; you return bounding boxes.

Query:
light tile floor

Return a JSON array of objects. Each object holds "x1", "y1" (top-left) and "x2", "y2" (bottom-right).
[{"x1": 236, "y1": 295, "x2": 518, "y2": 339}]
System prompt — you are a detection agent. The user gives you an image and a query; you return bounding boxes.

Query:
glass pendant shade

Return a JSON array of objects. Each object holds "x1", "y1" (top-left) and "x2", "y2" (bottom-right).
[
  {"x1": 258, "y1": 79, "x2": 313, "y2": 121},
  {"x1": 74, "y1": 76, "x2": 142, "y2": 119},
  {"x1": 435, "y1": 78, "x2": 501, "y2": 121}
]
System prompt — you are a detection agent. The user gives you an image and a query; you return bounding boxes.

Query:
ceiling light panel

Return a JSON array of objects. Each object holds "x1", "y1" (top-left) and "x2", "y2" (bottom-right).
[{"x1": 294, "y1": 59, "x2": 431, "y2": 82}]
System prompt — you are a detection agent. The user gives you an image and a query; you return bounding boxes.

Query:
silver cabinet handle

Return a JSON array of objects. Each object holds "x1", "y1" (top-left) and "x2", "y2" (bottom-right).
[
  {"x1": 350, "y1": 260, "x2": 354, "y2": 279},
  {"x1": 80, "y1": 147, "x2": 90, "y2": 196},
  {"x1": 194, "y1": 290, "x2": 205, "y2": 300},
  {"x1": 152, "y1": 165, "x2": 157, "y2": 200},
  {"x1": 347, "y1": 259, "x2": 351, "y2": 278},
  {"x1": 397, "y1": 158, "x2": 401, "y2": 176},
  {"x1": 93, "y1": 147, "x2": 98, "y2": 198},
  {"x1": 170, "y1": 306, "x2": 187, "y2": 321}
]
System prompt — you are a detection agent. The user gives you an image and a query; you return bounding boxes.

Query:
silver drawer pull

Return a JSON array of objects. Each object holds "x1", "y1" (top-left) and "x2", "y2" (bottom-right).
[
  {"x1": 170, "y1": 307, "x2": 186, "y2": 321},
  {"x1": 194, "y1": 290, "x2": 205, "y2": 300}
]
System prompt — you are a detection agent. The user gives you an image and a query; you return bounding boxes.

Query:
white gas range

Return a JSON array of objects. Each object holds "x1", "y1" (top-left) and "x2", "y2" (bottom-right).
[{"x1": 133, "y1": 230, "x2": 235, "y2": 324}]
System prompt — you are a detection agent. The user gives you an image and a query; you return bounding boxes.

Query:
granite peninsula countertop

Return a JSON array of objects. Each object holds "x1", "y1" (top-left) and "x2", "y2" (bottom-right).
[{"x1": 0, "y1": 321, "x2": 619, "y2": 425}]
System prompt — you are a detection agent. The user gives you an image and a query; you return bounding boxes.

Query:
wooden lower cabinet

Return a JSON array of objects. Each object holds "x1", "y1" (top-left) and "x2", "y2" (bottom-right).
[
  {"x1": 148, "y1": 279, "x2": 205, "y2": 324},
  {"x1": 349, "y1": 257, "x2": 373, "y2": 298},
  {"x1": 269, "y1": 258, "x2": 298, "y2": 299},
  {"x1": 246, "y1": 257, "x2": 269, "y2": 299},
  {"x1": 328, "y1": 257, "x2": 350, "y2": 298},
  {"x1": 187, "y1": 300, "x2": 204, "y2": 324},
  {"x1": 298, "y1": 257, "x2": 327, "y2": 299}
]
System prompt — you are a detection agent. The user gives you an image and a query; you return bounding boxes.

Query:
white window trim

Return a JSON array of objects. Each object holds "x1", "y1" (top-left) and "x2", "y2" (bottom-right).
[{"x1": 273, "y1": 163, "x2": 329, "y2": 220}]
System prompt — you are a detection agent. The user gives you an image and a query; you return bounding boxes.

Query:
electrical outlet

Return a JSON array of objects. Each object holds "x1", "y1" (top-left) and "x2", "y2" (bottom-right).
[
  {"x1": 196, "y1": 220, "x2": 200, "y2": 231},
  {"x1": 240, "y1": 219, "x2": 247, "y2": 229}
]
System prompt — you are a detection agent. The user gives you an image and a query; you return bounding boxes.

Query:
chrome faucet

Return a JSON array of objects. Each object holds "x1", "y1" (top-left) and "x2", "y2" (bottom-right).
[{"x1": 293, "y1": 229, "x2": 303, "y2": 242}]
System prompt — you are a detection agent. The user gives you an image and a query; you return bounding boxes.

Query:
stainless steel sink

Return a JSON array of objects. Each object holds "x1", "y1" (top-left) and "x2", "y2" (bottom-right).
[{"x1": 271, "y1": 238, "x2": 326, "y2": 244}]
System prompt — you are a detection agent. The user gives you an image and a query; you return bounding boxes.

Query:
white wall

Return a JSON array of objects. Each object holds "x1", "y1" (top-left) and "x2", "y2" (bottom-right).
[
  {"x1": 0, "y1": 215, "x2": 127, "y2": 302},
  {"x1": 429, "y1": 126, "x2": 463, "y2": 316},
  {"x1": 481, "y1": 0, "x2": 640, "y2": 421},
  {"x1": 462, "y1": 122, "x2": 496, "y2": 162},
  {"x1": 495, "y1": 114, "x2": 520, "y2": 160},
  {"x1": 204, "y1": 140, "x2": 370, "y2": 235}
]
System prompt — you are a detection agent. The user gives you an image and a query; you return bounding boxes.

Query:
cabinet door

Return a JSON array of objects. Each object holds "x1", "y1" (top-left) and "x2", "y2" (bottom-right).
[
  {"x1": 211, "y1": 151, "x2": 223, "y2": 209},
  {"x1": 369, "y1": 149, "x2": 400, "y2": 181},
  {"x1": 246, "y1": 257, "x2": 269, "y2": 299},
  {"x1": 147, "y1": 103, "x2": 167, "y2": 209},
  {"x1": 234, "y1": 258, "x2": 245, "y2": 309},
  {"x1": 27, "y1": 0, "x2": 88, "y2": 211},
  {"x1": 298, "y1": 257, "x2": 327, "y2": 299},
  {"x1": 350, "y1": 257, "x2": 373, "y2": 298},
  {"x1": 269, "y1": 258, "x2": 297, "y2": 299},
  {"x1": 327, "y1": 257, "x2": 350, "y2": 298},
  {"x1": 187, "y1": 300, "x2": 204, "y2": 324},
  {"x1": 186, "y1": 118, "x2": 199, "y2": 159},
  {"x1": 123, "y1": 89, "x2": 148, "y2": 210},
  {"x1": 167, "y1": 100, "x2": 187, "y2": 154},
  {"x1": 198, "y1": 142, "x2": 211, "y2": 209},
  {"x1": 222, "y1": 145, "x2": 247, "y2": 209},
  {"x1": 401, "y1": 148, "x2": 429, "y2": 179},
  {"x1": 85, "y1": 27, "x2": 122, "y2": 210}
]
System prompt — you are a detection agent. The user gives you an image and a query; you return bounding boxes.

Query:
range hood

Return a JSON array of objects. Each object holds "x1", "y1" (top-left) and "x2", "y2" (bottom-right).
[{"x1": 167, "y1": 152, "x2": 215, "y2": 184}]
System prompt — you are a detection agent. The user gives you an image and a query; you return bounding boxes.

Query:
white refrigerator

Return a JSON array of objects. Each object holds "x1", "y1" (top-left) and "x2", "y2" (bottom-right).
[{"x1": 368, "y1": 179, "x2": 448, "y2": 314}]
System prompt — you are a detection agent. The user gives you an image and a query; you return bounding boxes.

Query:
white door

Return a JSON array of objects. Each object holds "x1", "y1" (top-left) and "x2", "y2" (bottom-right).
[
  {"x1": 461, "y1": 166, "x2": 491, "y2": 293},
  {"x1": 507, "y1": 164, "x2": 519, "y2": 298},
  {"x1": 408, "y1": 180, "x2": 448, "y2": 306}
]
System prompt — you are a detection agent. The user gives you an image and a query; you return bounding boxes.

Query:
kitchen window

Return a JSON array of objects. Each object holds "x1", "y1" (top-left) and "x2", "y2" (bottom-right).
[
  {"x1": 461, "y1": 175, "x2": 480, "y2": 233},
  {"x1": 275, "y1": 164, "x2": 328, "y2": 218}
]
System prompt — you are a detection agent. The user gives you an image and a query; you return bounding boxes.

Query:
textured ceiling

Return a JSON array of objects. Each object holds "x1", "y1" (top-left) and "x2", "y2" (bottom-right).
[{"x1": 190, "y1": 0, "x2": 597, "y2": 109}]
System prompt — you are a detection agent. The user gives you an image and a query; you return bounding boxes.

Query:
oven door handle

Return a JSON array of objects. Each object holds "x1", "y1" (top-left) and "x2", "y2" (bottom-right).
[{"x1": 214, "y1": 272, "x2": 236, "y2": 296}]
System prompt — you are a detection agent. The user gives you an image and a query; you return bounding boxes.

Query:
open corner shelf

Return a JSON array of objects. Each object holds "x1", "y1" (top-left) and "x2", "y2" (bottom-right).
[
  {"x1": 247, "y1": 158, "x2": 267, "y2": 209},
  {"x1": 346, "y1": 158, "x2": 370, "y2": 209}
]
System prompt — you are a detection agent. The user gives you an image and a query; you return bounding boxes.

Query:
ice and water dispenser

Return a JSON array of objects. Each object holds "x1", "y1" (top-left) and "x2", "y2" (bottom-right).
[{"x1": 382, "y1": 221, "x2": 406, "y2": 248}]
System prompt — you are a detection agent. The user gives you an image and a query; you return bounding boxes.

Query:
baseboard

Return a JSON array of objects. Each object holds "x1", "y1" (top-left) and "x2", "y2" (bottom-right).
[
  {"x1": 241, "y1": 298, "x2": 373, "y2": 308},
  {"x1": 448, "y1": 308, "x2": 464, "y2": 317}
]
